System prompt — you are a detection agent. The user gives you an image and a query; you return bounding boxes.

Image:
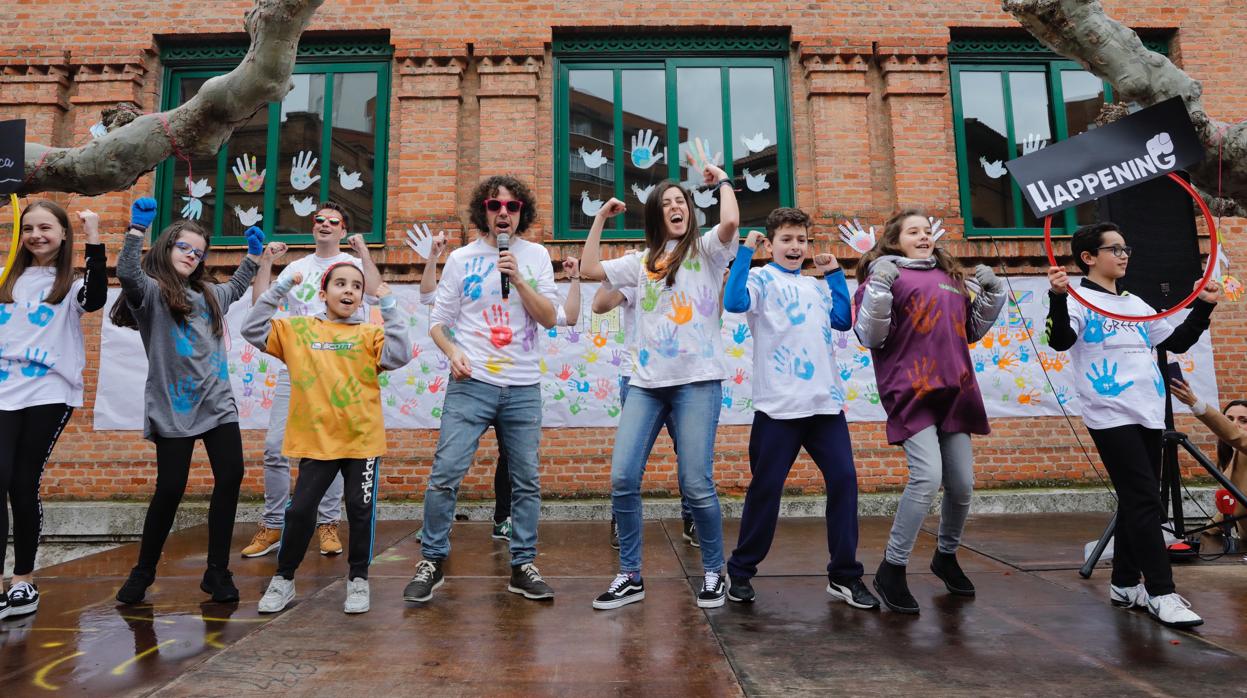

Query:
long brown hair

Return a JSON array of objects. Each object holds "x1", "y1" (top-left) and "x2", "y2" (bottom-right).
[
  {"x1": 855, "y1": 208, "x2": 965, "y2": 288},
  {"x1": 110, "y1": 220, "x2": 225, "y2": 335},
  {"x1": 643, "y1": 180, "x2": 699, "y2": 286},
  {"x1": 0, "y1": 200, "x2": 76, "y2": 304},
  {"x1": 1217, "y1": 399, "x2": 1247, "y2": 470}
]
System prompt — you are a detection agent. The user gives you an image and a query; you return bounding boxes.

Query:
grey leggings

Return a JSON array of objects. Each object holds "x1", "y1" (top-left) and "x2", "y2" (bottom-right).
[{"x1": 884, "y1": 426, "x2": 974, "y2": 566}]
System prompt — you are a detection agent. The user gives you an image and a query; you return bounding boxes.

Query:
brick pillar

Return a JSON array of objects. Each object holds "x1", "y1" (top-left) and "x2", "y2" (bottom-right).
[
  {"x1": 881, "y1": 52, "x2": 956, "y2": 217},
  {"x1": 475, "y1": 46, "x2": 544, "y2": 234},
  {"x1": 392, "y1": 49, "x2": 468, "y2": 258},
  {"x1": 0, "y1": 52, "x2": 72, "y2": 170},
  {"x1": 801, "y1": 49, "x2": 873, "y2": 220}
]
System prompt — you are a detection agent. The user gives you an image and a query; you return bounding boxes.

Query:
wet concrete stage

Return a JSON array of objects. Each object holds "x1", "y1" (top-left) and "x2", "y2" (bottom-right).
[{"x1": 2, "y1": 513, "x2": 1244, "y2": 696}]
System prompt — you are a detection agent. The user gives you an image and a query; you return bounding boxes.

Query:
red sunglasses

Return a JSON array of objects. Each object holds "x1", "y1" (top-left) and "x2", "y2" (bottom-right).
[{"x1": 484, "y1": 198, "x2": 523, "y2": 214}]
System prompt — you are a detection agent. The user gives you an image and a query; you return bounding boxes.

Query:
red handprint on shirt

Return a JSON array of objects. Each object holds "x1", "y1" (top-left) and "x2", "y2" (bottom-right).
[
  {"x1": 482, "y1": 304, "x2": 512, "y2": 348},
  {"x1": 906, "y1": 294, "x2": 943, "y2": 335},
  {"x1": 907, "y1": 356, "x2": 938, "y2": 400}
]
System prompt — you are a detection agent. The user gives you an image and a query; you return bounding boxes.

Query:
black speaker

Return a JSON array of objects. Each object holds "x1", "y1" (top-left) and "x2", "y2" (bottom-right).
[{"x1": 1095, "y1": 171, "x2": 1203, "y2": 311}]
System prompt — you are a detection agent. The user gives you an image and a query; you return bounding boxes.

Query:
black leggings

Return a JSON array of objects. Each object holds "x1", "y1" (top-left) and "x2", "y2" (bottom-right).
[
  {"x1": 135, "y1": 422, "x2": 245, "y2": 573},
  {"x1": 0, "y1": 404, "x2": 74, "y2": 576},
  {"x1": 277, "y1": 457, "x2": 380, "y2": 580}
]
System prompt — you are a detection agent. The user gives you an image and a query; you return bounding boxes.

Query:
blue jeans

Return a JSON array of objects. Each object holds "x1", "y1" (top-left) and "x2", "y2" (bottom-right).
[
  {"x1": 611, "y1": 379, "x2": 724, "y2": 574},
  {"x1": 421, "y1": 378, "x2": 542, "y2": 566},
  {"x1": 619, "y1": 376, "x2": 691, "y2": 521}
]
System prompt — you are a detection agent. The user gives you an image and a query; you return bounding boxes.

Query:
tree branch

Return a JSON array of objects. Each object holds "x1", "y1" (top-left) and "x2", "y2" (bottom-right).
[
  {"x1": 1003, "y1": 0, "x2": 1247, "y2": 214},
  {"x1": 17, "y1": 0, "x2": 325, "y2": 196}
]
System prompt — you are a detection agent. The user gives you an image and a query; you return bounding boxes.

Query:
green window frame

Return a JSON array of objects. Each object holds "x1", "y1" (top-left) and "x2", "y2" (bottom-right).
[
  {"x1": 155, "y1": 41, "x2": 393, "y2": 246},
  {"x1": 949, "y1": 37, "x2": 1168, "y2": 238},
  {"x1": 553, "y1": 35, "x2": 794, "y2": 240}
]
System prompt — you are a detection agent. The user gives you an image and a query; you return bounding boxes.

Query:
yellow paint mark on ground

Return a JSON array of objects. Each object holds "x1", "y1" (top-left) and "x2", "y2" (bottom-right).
[
  {"x1": 40, "y1": 641, "x2": 65, "y2": 648},
  {"x1": 32, "y1": 651, "x2": 85, "y2": 691},
  {"x1": 109, "y1": 639, "x2": 178, "y2": 676}
]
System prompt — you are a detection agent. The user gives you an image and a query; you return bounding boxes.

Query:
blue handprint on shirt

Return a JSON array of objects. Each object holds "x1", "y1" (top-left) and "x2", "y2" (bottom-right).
[
  {"x1": 0, "y1": 304, "x2": 11, "y2": 325},
  {"x1": 1082, "y1": 313, "x2": 1117, "y2": 344},
  {"x1": 209, "y1": 350, "x2": 229, "y2": 381},
  {"x1": 793, "y1": 348, "x2": 815, "y2": 381},
  {"x1": 1086, "y1": 359, "x2": 1133, "y2": 397},
  {"x1": 656, "y1": 324, "x2": 680, "y2": 358},
  {"x1": 773, "y1": 347, "x2": 794, "y2": 376},
  {"x1": 638, "y1": 348, "x2": 651, "y2": 367},
  {"x1": 462, "y1": 256, "x2": 495, "y2": 301},
  {"x1": 838, "y1": 362, "x2": 852, "y2": 381},
  {"x1": 778, "y1": 286, "x2": 807, "y2": 326},
  {"x1": 1137, "y1": 323, "x2": 1152, "y2": 348},
  {"x1": 26, "y1": 297, "x2": 54, "y2": 327},
  {"x1": 830, "y1": 383, "x2": 846, "y2": 405},
  {"x1": 0, "y1": 358, "x2": 11, "y2": 383},
  {"x1": 732, "y1": 323, "x2": 751, "y2": 344},
  {"x1": 1152, "y1": 366, "x2": 1165, "y2": 397},
  {"x1": 171, "y1": 322, "x2": 196, "y2": 357},
  {"x1": 168, "y1": 376, "x2": 202, "y2": 413},
  {"x1": 22, "y1": 348, "x2": 53, "y2": 378}
]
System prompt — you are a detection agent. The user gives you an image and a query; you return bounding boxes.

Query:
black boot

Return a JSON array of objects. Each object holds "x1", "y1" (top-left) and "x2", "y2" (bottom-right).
[
  {"x1": 116, "y1": 567, "x2": 156, "y2": 605},
  {"x1": 201, "y1": 566, "x2": 240, "y2": 603},
  {"x1": 930, "y1": 550, "x2": 975, "y2": 596},
  {"x1": 872, "y1": 560, "x2": 919, "y2": 614}
]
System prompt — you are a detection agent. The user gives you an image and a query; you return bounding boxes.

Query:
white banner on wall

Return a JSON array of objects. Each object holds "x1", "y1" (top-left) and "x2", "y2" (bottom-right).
[{"x1": 94, "y1": 276, "x2": 1218, "y2": 431}]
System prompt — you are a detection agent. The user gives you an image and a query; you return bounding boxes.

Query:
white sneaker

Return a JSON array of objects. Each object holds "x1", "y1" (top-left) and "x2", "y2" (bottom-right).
[
  {"x1": 257, "y1": 576, "x2": 295, "y2": 613},
  {"x1": 1109, "y1": 582, "x2": 1148, "y2": 609},
  {"x1": 344, "y1": 577, "x2": 370, "y2": 614},
  {"x1": 1146, "y1": 593, "x2": 1204, "y2": 628}
]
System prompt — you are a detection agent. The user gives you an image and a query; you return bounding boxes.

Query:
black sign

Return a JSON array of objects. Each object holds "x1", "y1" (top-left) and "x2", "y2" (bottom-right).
[
  {"x1": 0, "y1": 119, "x2": 24, "y2": 194},
  {"x1": 1006, "y1": 97, "x2": 1204, "y2": 218}
]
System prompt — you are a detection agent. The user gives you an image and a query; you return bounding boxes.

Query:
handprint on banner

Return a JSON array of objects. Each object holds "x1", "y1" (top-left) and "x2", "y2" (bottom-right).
[
  {"x1": 232, "y1": 154, "x2": 265, "y2": 192},
  {"x1": 578, "y1": 147, "x2": 608, "y2": 170},
  {"x1": 338, "y1": 167, "x2": 364, "y2": 191},
  {"x1": 837, "y1": 220, "x2": 876, "y2": 254},
  {"x1": 290, "y1": 151, "x2": 321, "y2": 191},
  {"x1": 630, "y1": 129, "x2": 665, "y2": 169},
  {"x1": 722, "y1": 385, "x2": 734, "y2": 409},
  {"x1": 290, "y1": 196, "x2": 317, "y2": 217},
  {"x1": 732, "y1": 322, "x2": 750, "y2": 344},
  {"x1": 181, "y1": 177, "x2": 213, "y2": 220},
  {"x1": 593, "y1": 378, "x2": 613, "y2": 401}
]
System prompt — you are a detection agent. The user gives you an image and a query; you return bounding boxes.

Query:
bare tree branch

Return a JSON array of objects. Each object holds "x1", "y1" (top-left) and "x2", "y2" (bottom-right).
[
  {"x1": 17, "y1": 0, "x2": 325, "y2": 196},
  {"x1": 1003, "y1": 0, "x2": 1247, "y2": 214}
]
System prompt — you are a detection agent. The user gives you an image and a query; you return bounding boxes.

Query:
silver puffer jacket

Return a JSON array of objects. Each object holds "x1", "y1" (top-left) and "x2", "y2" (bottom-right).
[{"x1": 853, "y1": 254, "x2": 1007, "y2": 349}]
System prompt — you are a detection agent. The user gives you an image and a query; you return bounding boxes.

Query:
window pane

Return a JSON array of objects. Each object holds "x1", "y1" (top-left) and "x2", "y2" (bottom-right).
[
  {"x1": 329, "y1": 73, "x2": 377, "y2": 234},
  {"x1": 729, "y1": 67, "x2": 779, "y2": 230},
  {"x1": 677, "y1": 67, "x2": 723, "y2": 230},
  {"x1": 1009, "y1": 72, "x2": 1053, "y2": 228},
  {"x1": 276, "y1": 74, "x2": 326, "y2": 236},
  {"x1": 568, "y1": 70, "x2": 615, "y2": 231},
  {"x1": 172, "y1": 78, "x2": 217, "y2": 226},
  {"x1": 959, "y1": 71, "x2": 1013, "y2": 229},
  {"x1": 621, "y1": 70, "x2": 665, "y2": 230},
  {"x1": 1063, "y1": 70, "x2": 1108, "y2": 225},
  {"x1": 222, "y1": 101, "x2": 269, "y2": 239}
]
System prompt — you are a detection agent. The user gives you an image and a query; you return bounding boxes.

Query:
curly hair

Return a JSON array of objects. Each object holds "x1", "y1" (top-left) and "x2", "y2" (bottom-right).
[{"x1": 467, "y1": 175, "x2": 537, "y2": 235}]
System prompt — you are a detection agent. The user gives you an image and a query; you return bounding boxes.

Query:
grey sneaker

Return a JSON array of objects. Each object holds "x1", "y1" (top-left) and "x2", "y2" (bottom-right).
[
  {"x1": 257, "y1": 576, "x2": 295, "y2": 613},
  {"x1": 344, "y1": 577, "x2": 370, "y2": 614},
  {"x1": 508, "y1": 563, "x2": 555, "y2": 600}
]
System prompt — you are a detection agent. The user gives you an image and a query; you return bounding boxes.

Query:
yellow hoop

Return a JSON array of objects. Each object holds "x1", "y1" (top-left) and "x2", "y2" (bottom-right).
[{"x1": 0, "y1": 193, "x2": 19, "y2": 287}]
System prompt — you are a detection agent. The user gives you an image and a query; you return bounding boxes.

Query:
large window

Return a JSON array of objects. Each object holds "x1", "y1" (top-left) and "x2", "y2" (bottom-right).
[
  {"x1": 950, "y1": 37, "x2": 1168, "y2": 237},
  {"x1": 553, "y1": 35, "x2": 793, "y2": 239},
  {"x1": 156, "y1": 42, "x2": 392, "y2": 246}
]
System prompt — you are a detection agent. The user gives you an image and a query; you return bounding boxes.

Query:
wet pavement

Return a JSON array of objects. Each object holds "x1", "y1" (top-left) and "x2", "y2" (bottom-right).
[{"x1": 2, "y1": 514, "x2": 1243, "y2": 696}]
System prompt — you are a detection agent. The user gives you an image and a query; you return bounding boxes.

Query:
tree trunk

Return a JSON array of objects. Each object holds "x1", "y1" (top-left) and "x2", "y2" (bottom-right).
[
  {"x1": 16, "y1": 0, "x2": 325, "y2": 197},
  {"x1": 1003, "y1": 0, "x2": 1247, "y2": 216}
]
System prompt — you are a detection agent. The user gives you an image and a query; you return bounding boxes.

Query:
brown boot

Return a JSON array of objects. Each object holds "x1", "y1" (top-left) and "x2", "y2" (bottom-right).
[
  {"x1": 241, "y1": 526, "x2": 282, "y2": 558},
  {"x1": 318, "y1": 523, "x2": 343, "y2": 556}
]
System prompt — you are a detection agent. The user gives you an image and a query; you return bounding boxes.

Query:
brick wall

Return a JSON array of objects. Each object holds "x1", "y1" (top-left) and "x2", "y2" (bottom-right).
[{"x1": 3, "y1": 0, "x2": 1246, "y2": 501}]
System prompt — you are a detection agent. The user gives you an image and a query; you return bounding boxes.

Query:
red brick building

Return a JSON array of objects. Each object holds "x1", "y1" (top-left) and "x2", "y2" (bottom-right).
[{"x1": 2, "y1": 0, "x2": 1244, "y2": 501}]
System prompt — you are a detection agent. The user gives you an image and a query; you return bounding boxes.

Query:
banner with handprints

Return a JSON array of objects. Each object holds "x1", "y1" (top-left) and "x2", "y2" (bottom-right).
[{"x1": 93, "y1": 276, "x2": 1217, "y2": 431}]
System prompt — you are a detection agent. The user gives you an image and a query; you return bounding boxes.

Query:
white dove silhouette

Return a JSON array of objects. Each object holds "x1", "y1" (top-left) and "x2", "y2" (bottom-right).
[
  {"x1": 694, "y1": 208, "x2": 707, "y2": 228},
  {"x1": 979, "y1": 157, "x2": 1007, "y2": 180},
  {"x1": 581, "y1": 190, "x2": 604, "y2": 217},
  {"x1": 631, "y1": 182, "x2": 656, "y2": 204},
  {"x1": 741, "y1": 132, "x2": 772, "y2": 153},
  {"x1": 743, "y1": 169, "x2": 770, "y2": 192},
  {"x1": 578, "y1": 147, "x2": 608, "y2": 169},
  {"x1": 290, "y1": 195, "x2": 316, "y2": 217},
  {"x1": 234, "y1": 205, "x2": 263, "y2": 227},
  {"x1": 692, "y1": 188, "x2": 718, "y2": 209},
  {"x1": 338, "y1": 167, "x2": 364, "y2": 191}
]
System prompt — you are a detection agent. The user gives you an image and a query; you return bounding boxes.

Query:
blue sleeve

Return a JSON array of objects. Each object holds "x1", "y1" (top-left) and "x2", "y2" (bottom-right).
[
  {"x1": 826, "y1": 269, "x2": 851, "y2": 331},
  {"x1": 723, "y1": 246, "x2": 755, "y2": 313}
]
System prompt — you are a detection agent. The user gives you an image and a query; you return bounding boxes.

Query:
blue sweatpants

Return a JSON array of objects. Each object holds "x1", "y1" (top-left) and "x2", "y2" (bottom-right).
[{"x1": 727, "y1": 411, "x2": 864, "y2": 581}]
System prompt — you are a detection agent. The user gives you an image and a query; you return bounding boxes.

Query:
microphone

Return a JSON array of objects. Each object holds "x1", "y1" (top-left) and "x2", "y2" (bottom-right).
[
  {"x1": 497, "y1": 233, "x2": 510, "y2": 300},
  {"x1": 1215, "y1": 488, "x2": 1237, "y2": 516}
]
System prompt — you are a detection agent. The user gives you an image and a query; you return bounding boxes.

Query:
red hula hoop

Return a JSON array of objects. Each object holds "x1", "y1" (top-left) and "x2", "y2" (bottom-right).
[{"x1": 1043, "y1": 171, "x2": 1218, "y2": 323}]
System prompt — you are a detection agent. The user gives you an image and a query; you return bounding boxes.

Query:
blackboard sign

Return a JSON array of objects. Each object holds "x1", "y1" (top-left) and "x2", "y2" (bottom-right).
[
  {"x1": 1006, "y1": 97, "x2": 1204, "y2": 218},
  {"x1": 0, "y1": 119, "x2": 25, "y2": 194}
]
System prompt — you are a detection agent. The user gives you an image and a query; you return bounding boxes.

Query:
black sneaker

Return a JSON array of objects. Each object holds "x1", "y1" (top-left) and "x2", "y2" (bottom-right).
[
  {"x1": 610, "y1": 517, "x2": 620, "y2": 550},
  {"x1": 7, "y1": 582, "x2": 40, "y2": 617},
  {"x1": 697, "y1": 571, "x2": 726, "y2": 608},
  {"x1": 0, "y1": 592, "x2": 10, "y2": 620},
  {"x1": 682, "y1": 518, "x2": 700, "y2": 548},
  {"x1": 873, "y1": 560, "x2": 919, "y2": 614},
  {"x1": 727, "y1": 576, "x2": 755, "y2": 603},
  {"x1": 593, "y1": 573, "x2": 645, "y2": 610},
  {"x1": 930, "y1": 551, "x2": 975, "y2": 596},
  {"x1": 116, "y1": 567, "x2": 155, "y2": 605},
  {"x1": 200, "y1": 567, "x2": 240, "y2": 603},
  {"x1": 508, "y1": 563, "x2": 555, "y2": 600},
  {"x1": 827, "y1": 575, "x2": 880, "y2": 610},
  {"x1": 403, "y1": 559, "x2": 444, "y2": 602}
]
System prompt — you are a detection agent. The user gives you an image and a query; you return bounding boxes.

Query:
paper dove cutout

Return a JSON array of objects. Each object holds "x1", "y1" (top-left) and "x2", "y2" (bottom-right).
[
  {"x1": 338, "y1": 167, "x2": 364, "y2": 191},
  {"x1": 743, "y1": 169, "x2": 770, "y2": 192},
  {"x1": 578, "y1": 147, "x2": 608, "y2": 170},
  {"x1": 581, "y1": 190, "x2": 604, "y2": 217},
  {"x1": 980, "y1": 157, "x2": 1007, "y2": 179},
  {"x1": 631, "y1": 183, "x2": 656, "y2": 204},
  {"x1": 290, "y1": 195, "x2": 316, "y2": 217},
  {"x1": 741, "y1": 132, "x2": 771, "y2": 153},
  {"x1": 691, "y1": 188, "x2": 718, "y2": 209},
  {"x1": 235, "y1": 205, "x2": 263, "y2": 227}
]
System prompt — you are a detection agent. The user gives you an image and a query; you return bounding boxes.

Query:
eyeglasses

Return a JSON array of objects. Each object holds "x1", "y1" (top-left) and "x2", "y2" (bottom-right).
[
  {"x1": 1096, "y1": 245, "x2": 1133, "y2": 259},
  {"x1": 484, "y1": 199, "x2": 523, "y2": 214},
  {"x1": 173, "y1": 240, "x2": 206, "y2": 261},
  {"x1": 314, "y1": 215, "x2": 343, "y2": 226}
]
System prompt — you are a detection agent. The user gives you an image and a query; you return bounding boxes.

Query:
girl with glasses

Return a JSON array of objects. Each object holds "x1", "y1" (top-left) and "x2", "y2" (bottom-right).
[
  {"x1": 0, "y1": 201, "x2": 108, "y2": 620},
  {"x1": 111, "y1": 198, "x2": 269, "y2": 605}
]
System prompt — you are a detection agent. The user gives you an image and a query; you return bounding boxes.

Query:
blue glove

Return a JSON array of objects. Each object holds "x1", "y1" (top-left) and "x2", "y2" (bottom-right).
[
  {"x1": 245, "y1": 226, "x2": 265, "y2": 256},
  {"x1": 130, "y1": 197, "x2": 158, "y2": 230}
]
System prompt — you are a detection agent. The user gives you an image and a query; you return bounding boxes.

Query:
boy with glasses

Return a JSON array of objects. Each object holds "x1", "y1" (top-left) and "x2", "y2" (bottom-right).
[
  {"x1": 241, "y1": 201, "x2": 381, "y2": 559},
  {"x1": 1046, "y1": 221, "x2": 1220, "y2": 628}
]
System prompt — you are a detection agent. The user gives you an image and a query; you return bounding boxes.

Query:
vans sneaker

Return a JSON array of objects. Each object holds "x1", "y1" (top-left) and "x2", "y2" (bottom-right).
[
  {"x1": 696, "y1": 571, "x2": 726, "y2": 608},
  {"x1": 593, "y1": 573, "x2": 645, "y2": 610}
]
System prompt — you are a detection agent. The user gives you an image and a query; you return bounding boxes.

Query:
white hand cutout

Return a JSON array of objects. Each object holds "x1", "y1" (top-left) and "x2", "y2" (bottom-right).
[
  {"x1": 631, "y1": 182, "x2": 656, "y2": 204},
  {"x1": 928, "y1": 217, "x2": 947, "y2": 242},
  {"x1": 405, "y1": 223, "x2": 447, "y2": 260},
  {"x1": 837, "y1": 219, "x2": 877, "y2": 254},
  {"x1": 683, "y1": 138, "x2": 723, "y2": 170},
  {"x1": 180, "y1": 197, "x2": 203, "y2": 220},
  {"x1": 743, "y1": 168, "x2": 770, "y2": 192},
  {"x1": 1021, "y1": 133, "x2": 1048, "y2": 155},
  {"x1": 338, "y1": 167, "x2": 364, "y2": 191},
  {"x1": 980, "y1": 156, "x2": 1007, "y2": 179},
  {"x1": 741, "y1": 132, "x2": 771, "y2": 153},
  {"x1": 290, "y1": 150, "x2": 320, "y2": 191},
  {"x1": 290, "y1": 195, "x2": 316, "y2": 217},
  {"x1": 232, "y1": 154, "x2": 266, "y2": 193},
  {"x1": 580, "y1": 190, "x2": 604, "y2": 218},
  {"x1": 235, "y1": 205, "x2": 263, "y2": 227},
  {"x1": 630, "y1": 129, "x2": 665, "y2": 169},
  {"x1": 578, "y1": 147, "x2": 608, "y2": 170}
]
